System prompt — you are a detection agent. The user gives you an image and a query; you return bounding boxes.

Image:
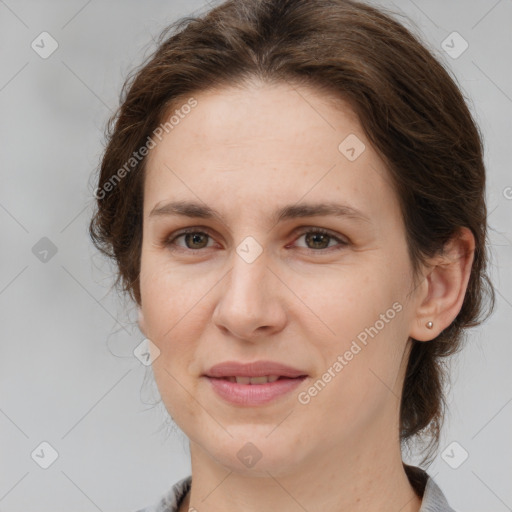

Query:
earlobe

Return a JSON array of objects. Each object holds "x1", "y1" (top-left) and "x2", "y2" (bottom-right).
[{"x1": 409, "y1": 227, "x2": 475, "y2": 342}]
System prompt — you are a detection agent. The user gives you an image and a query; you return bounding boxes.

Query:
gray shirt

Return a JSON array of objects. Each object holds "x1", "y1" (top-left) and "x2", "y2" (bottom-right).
[{"x1": 135, "y1": 465, "x2": 455, "y2": 512}]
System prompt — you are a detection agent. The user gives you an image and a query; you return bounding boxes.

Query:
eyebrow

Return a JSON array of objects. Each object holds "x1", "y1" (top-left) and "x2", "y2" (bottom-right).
[{"x1": 149, "y1": 200, "x2": 371, "y2": 224}]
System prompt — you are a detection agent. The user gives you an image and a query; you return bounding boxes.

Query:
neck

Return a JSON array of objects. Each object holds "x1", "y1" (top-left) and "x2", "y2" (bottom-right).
[{"x1": 181, "y1": 436, "x2": 422, "y2": 512}]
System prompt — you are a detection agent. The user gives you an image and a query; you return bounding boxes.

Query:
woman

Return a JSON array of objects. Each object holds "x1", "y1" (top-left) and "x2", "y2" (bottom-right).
[{"x1": 89, "y1": 0, "x2": 495, "y2": 510}]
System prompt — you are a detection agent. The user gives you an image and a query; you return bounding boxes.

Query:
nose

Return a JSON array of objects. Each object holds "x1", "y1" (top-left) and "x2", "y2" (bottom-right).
[{"x1": 211, "y1": 248, "x2": 287, "y2": 342}]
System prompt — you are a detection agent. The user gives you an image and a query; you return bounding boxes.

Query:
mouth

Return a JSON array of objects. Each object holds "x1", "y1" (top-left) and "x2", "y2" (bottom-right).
[
  {"x1": 203, "y1": 360, "x2": 309, "y2": 405},
  {"x1": 210, "y1": 375, "x2": 307, "y2": 384},
  {"x1": 204, "y1": 360, "x2": 308, "y2": 379},
  {"x1": 203, "y1": 374, "x2": 308, "y2": 406}
]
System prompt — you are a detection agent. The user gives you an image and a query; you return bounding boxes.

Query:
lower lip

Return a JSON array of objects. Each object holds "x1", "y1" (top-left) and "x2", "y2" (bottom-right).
[{"x1": 204, "y1": 376, "x2": 307, "y2": 406}]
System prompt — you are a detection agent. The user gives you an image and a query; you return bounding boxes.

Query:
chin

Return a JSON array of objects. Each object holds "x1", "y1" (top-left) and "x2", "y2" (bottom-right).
[{"x1": 201, "y1": 431, "x2": 308, "y2": 477}]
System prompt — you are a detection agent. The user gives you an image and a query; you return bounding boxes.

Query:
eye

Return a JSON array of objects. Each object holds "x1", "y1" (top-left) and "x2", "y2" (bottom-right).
[
  {"x1": 291, "y1": 227, "x2": 348, "y2": 252},
  {"x1": 165, "y1": 228, "x2": 216, "y2": 251}
]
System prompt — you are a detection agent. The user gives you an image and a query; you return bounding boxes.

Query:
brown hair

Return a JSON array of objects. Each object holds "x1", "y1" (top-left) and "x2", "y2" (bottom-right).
[{"x1": 89, "y1": 0, "x2": 495, "y2": 464}]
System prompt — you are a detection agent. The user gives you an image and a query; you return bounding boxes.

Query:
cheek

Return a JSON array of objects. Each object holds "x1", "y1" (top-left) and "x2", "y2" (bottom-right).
[
  {"x1": 139, "y1": 254, "x2": 224, "y2": 390},
  {"x1": 297, "y1": 293, "x2": 406, "y2": 440},
  {"x1": 141, "y1": 264, "x2": 208, "y2": 423},
  {"x1": 294, "y1": 262, "x2": 408, "y2": 394},
  {"x1": 140, "y1": 254, "x2": 203, "y2": 337},
  {"x1": 139, "y1": 264, "x2": 188, "y2": 385},
  {"x1": 289, "y1": 263, "x2": 397, "y2": 342}
]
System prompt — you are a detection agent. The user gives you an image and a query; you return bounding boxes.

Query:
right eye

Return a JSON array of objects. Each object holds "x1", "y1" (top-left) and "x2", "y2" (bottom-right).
[{"x1": 164, "y1": 228, "x2": 216, "y2": 251}]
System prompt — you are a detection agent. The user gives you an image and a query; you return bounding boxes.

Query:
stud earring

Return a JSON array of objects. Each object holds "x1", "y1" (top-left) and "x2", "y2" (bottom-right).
[{"x1": 426, "y1": 321, "x2": 433, "y2": 329}]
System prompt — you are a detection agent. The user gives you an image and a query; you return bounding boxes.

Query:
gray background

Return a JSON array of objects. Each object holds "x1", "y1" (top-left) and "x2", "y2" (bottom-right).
[{"x1": 0, "y1": 0, "x2": 510, "y2": 510}]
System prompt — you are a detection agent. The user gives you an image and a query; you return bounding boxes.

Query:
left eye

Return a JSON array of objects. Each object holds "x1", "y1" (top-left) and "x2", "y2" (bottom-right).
[{"x1": 292, "y1": 228, "x2": 347, "y2": 251}]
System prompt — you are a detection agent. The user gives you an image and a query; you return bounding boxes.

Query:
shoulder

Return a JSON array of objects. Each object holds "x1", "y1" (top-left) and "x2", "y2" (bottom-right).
[
  {"x1": 134, "y1": 475, "x2": 192, "y2": 512},
  {"x1": 404, "y1": 463, "x2": 456, "y2": 512},
  {"x1": 420, "y1": 475, "x2": 457, "y2": 512},
  {"x1": 418, "y1": 472, "x2": 457, "y2": 512}
]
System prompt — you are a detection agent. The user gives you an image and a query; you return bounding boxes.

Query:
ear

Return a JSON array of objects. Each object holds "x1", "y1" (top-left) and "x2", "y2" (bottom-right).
[
  {"x1": 137, "y1": 307, "x2": 147, "y2": 337},
  {"x1": 409, "y1": 227, "x2": 475, "y2": 342}
]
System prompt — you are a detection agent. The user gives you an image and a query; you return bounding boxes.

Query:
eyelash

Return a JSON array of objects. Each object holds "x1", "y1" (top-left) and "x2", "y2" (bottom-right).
[{"x1": 162, "y1": 226, "x2": 348, "y2": 254}]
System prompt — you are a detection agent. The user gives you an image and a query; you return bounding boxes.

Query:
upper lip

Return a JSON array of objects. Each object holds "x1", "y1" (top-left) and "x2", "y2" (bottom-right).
[{"x1": 204, "y1": 360, "x2": 308, "y2": 378}]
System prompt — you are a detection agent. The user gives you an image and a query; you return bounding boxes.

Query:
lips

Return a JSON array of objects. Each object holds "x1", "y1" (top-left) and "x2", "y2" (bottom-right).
[
  {"x1": 203, "y1": 361, "x2": 308, "y2": 406},
  {"x1": 223, "y1": 375, "x2": 281, "y2": 384},
  {"x1": 204, "y1": 360, "x2": 308, "y2": 380},
  {"x1": 204, "y1": 363, "x2": 308, "y2": 406}
]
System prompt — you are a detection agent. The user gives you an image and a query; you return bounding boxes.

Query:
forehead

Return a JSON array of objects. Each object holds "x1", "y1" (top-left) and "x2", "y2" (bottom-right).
[
  {"x1": 143, "y1": 82, "x2": 397, "y2": 224},
  {"x1": 151, "y1": 82, "x2": 363, "y2": 159}
]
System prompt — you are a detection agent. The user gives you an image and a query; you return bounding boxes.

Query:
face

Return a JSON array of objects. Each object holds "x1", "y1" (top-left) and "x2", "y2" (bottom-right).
[{"x1": 139, "y1": 81, "x2": 420, "y2": 476}]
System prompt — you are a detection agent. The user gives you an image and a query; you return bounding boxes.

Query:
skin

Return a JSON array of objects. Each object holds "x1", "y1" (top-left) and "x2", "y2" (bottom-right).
[{"x1": 137, "y1": 80, "x2": 474, "y2": 512}]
